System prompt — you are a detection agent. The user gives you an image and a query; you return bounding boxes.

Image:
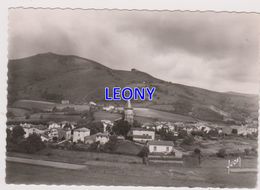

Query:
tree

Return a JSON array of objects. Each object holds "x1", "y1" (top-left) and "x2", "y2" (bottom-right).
[
  {"x1": 194, "y1": 148, "x2": 201, "y2": 165},
  {"x1": 182, "y1": 136, "x2": 194, "y2": 145},
  {"x1": 178, "y1": 130, "x2": 188, "y2": 139},
  {"x1": 231, "y1": 129, "x2": 238, "y2": 135},
  {"x1": 12, "y1": 126, "x2": 25, "y2": 141},
  {"x1": 133, "y1": 120, "x2": 141, "y2": 128},
  {"x1": 6, "y1": 128, "x2": 12, "y2": 144},
  {"x1": 25, "y1": 113, "x2": 30, "y2": 120},
  {"x1": 25, "y1": 134, "x2": 45, "y2": 153},
  {"x1": 217, "y1": 148, "x2": 226, "y2": 158},
  {"x1": 208, "y1": 129, "x2": 219, "y2": 137},
  {"x1": 104, "y1": 135, "x2": 118, "y2": 152},
  {"x1": 112, "y1": 119, "x2": 131, "y2": 137}
]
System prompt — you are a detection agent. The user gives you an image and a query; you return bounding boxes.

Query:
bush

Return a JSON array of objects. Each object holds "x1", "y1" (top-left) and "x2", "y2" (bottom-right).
[
  {"x1": 217, "y1": 148, "x2": 226, "y2": 158},
  {"x1": 182, "y1": 136, "x2": 194, "y2": 145},
  {"x1": 194, "y1": 148, "x2": 201, "y2": 155},
  {"x1": 244, "y1": 148, "x2": 250, "y2": 155},
  {"x1": 25, "y1": 134, "x2": 45, "y2": 153}
]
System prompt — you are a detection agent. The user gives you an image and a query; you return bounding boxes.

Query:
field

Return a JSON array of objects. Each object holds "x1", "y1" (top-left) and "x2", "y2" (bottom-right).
[
  {"x1": 94, "y1": 108, "x2": 195, "y2": 123},
  {"x1": 12, "y1": 99, "x2": 90, "y2": 112},
  {"x1": 182, "y1": 136, "x2": 258, "y2": 156},
  {"x1": 134, "y1": 108, "x2": 195, "y2": 122},
  {"x1": 6, "y1": 150, "x2": 257, "y2": 187},
  {"x1": 93, "y1": 111, "x2": 121, "y2": 121}
]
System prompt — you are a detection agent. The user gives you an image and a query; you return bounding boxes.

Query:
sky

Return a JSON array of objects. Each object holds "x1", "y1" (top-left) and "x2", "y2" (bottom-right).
[{"x1": 8, "y1": 9, "x2": 260, "y2": 94}]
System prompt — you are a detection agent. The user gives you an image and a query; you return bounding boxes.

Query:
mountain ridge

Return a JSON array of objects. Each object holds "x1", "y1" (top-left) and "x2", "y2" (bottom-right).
[{"x1": 8, "y1": 52, "x2": 259, "y2": 123}]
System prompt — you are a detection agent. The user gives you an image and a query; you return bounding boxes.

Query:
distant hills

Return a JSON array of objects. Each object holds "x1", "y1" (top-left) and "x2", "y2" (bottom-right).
[{"x1": 8, "y1": 52, "x2": 259, "y2": 123}]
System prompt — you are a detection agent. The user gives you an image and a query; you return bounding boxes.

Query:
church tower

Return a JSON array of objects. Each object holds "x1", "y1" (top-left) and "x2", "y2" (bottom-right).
[{"x1": 124, "y1": 100, "x2": 134, "y2": 125}]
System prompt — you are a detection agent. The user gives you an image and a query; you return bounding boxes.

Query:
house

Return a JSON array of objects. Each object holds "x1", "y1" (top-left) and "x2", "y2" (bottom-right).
[
  {"x1": 148, "y1": 140, "x2": 174, "y2": 155},
  {"x1": 23, "y1": 126, "x2": 45, "y2": 138},
  {"x1": 246, "y1": 126, "x2": 258, "y2": 135},
  {"x1": 101, "y1": 120, "x2": 114, "y2": 132},
  {"x1": 222, "y1": 127, "x2": 233, "y2": 135},
  {"x1": 103, "y1": 105, "x2": 115, "y2": 112},
  {"x1": 231, "y1": 125, "x2": 248, "y2": 136},
  {"x1": 61, "y1": 100, "x2": 70, "y2": 105},
  {"x1": 141, "y1": 122, "x2": 156, "y2": 130},
  {"x1": 95, "y1": 132, "x2": 110, "y2": 144},
  {"x1": 49, "y1": 128, "x2": 66, "y2": 141},
  {"x1": 40, "y1": 134, "x2": 50, "y2": 142},
  {"x1": 48, "y1": 122, "x2": 61, "y2": 129},
  {"x1": 73, "y1": 127, "x2": 90, "y2": 143},
  {"x1": 63, "y1": 128, "x2": 72, "y2": 140},
  {"x1": 128, "y1": 128, "x2": 155, "y2": 143},
  {"x1": 89, "y1": 101, "x2": 97, "y2": 106},
  {"x1": 61, "y1": 121, "x2": 76, "y2": 129},
  {"x1": 84, "y1": 132, "x2": 110, "y2": 145}
]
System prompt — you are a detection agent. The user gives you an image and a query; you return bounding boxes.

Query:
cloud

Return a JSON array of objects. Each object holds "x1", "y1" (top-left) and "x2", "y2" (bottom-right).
[{"x1": 8, "y1": 9, "x2": 260, "y2": 94}]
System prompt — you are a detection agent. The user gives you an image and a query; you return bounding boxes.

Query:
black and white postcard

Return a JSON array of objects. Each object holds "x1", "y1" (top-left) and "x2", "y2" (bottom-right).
[{"x1": 4, "y1": 5, "x2": 260, "y2": 189}]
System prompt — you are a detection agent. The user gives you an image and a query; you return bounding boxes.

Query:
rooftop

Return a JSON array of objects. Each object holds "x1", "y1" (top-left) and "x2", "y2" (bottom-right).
[
  {"x1": 74, "y1": 127, "x2": 90, "y2": 132},
  {"x1": 148, "y1": 140, "x2": 174, "y2": 146}
]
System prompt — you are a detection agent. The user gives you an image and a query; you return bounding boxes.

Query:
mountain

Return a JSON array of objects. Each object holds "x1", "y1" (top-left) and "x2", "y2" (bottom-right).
[{"x1": 8, "y1": 52, "x2": 259, "y2": 123}]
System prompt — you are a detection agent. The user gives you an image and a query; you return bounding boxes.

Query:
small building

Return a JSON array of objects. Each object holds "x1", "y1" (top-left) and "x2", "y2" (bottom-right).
[
  {"x1": 103, "y1": 105, "x2": 115, "y2": 112},
  {"x1": 49, "y1": 128, "x2": 66, "y2": 141},
  {"x1": 23, "y1": 126, "x2": 45, "y2": 138},
  {"x1": 128, "y1": 128, "x2": 155, "y2": 143},
  {"x1": 61, "y1": 100, "x2": 70, "y2": 105},
  {"x1": 89, "y1": 101, "x2": 97, "y2": 106},
  {"x1": 222, "y1": 127, "x2": 232, "y2": 135},
  {"x1": 231, "y1": 125, "x2": 248, "y2": 136},
  {"x1": 84, "y1": 132, "x2": 110, "y2": 145},
  {"x1": 101, "y1": 120, "x2": 114, "y2": 132},
  {"x1": 141, "y1": 122, "x2": 155, "y2": 130},
  {"x1": 48, "y1": 122, "x2": 62, "y2": 130},
  {"x1": 95, "y1": 132, "x2": 110, "y2": 144},
  {"x1": 73, "y1": 127, "x2": 90, "y2": 143},
  {"x1": 148, "y1": 140, "x2": 174, "y2": 155},
  {"x1": 246, "y1": 126, "x2": 258, "y2": 135},
  {"x1": 40, "y1": 134, "x2": 50, "y2": 142}
]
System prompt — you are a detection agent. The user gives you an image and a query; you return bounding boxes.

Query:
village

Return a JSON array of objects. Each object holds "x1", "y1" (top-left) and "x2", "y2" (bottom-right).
[{"x1": 6, "y1": 99, "x2": 258, "y2": 165}]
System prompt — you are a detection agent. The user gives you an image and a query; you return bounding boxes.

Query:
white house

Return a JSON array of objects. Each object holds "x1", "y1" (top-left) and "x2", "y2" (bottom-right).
[
  {"x1": 84, "y1": 132, "x2": 110, "y2": 145},
  {"x1": 246, "y1": 126, "x2": 258, "y2": 135},
  {"x1": 63, "y1": 128, "x2": 72, "y2": 140},
  {"x1": 128, "y1": 128, "x2": 155, "y2": 143},
  {"x1": 231, "y1": 125, "x2": 248, "y2": 136},
  {"x1": 141, "y1": 122, "x2": 155, "y2": 130},
  {"x1": 73, "y1": 127, "x2": 90, "y2": 143},
  {"x1": 101, "y1": 120, "x2": 114, "y2": 132},
  {"x1": 103, "y1": 105, "x2": 115, "y2": 112},
  {"x1": 23, "y1": 126, "x2": 45, "y2": 138},
  {"x1": 148, "y1": 140, "x2": 174, "y2": 154},
  {"x1": 61, "y1": 100, "x2": 70, "y2": 105},
  {"x1": 40, "y1": 134, "x2": 50, "y2": 142},
  {"x1": 48, "y1": 122, "x2": 61, "y2": 130},
  {"x1": 95, "y1": 132, "x2": 110, "y2": 144},
  {"x1": 89, "y1": 101, "x2": 97, "y2": 106}
]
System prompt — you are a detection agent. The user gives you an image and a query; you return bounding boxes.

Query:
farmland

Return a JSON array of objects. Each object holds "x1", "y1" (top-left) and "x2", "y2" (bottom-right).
[
  {"x1": 12, "y1": 99, "x2": 90, "y2": 112},
  {"x1": 134, "y1": 108, "x2": 195, "y2": 122}
]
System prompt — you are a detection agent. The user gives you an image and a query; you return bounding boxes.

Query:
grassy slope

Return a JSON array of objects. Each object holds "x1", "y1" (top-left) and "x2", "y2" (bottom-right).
[{"x1": 8, "y1": 52, "x2": 258, "y2": 122}]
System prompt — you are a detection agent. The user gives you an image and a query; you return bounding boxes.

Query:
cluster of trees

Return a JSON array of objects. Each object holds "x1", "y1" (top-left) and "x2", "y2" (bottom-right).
[
  {"x1": 112, "y1": 119, "x2": 141, "y2": 138},
  {"x1": 6, "y1": 126, "x2": 45, "y2": 154},
  {"x1": 41, "y1": 90, "x2": 63, "y2": 102}
]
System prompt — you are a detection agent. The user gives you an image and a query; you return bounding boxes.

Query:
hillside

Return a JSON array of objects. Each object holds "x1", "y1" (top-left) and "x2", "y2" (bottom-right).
[{"x1": 8, "y1": 52, "x2": 258, "y2": 123}]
